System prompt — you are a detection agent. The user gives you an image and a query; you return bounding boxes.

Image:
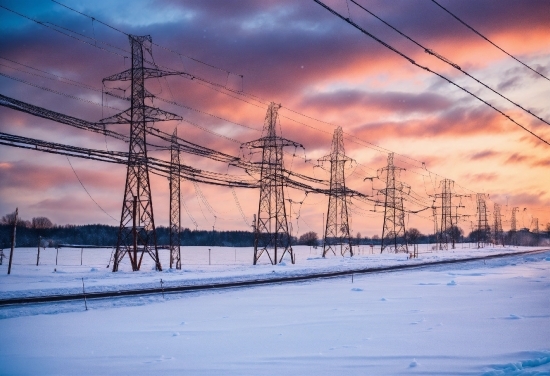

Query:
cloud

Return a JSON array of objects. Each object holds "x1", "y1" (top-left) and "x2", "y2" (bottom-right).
[
  {"x1": 1, "y1": 0, "x2": 549, "y2": 230},
  {"x1": 505, "y1": 153, "x2": 529, "y2": 164},
  {"x1": 300, "y1": 90, "x2": 452, "y2": 115},
  {"x1": 352, "y1": 105, "x2": 506, "y2": 140},
  {"x1": 497, "y1": 76, "x2": 521, "y2": 91},
  {"x1": 470, "y1": 150, "x2": 498, "y2": 161},
  {"x1": 531, "y1": 159, "x2": 550, "y2": 168},
  {"x1": 466, "y1": 173, "x2": 498, "y2": 182},
  {"x1": 0, "y1": 160, "x2": 123, "y2": 190}
]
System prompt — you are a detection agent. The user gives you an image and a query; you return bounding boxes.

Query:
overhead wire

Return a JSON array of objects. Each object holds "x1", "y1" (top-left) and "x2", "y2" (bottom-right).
[
  {"x1": 430, "y1": 0, "x2": 550, "y2": 83},
  {"x1": 311, "y1": 0, "x2": 550, "y2": 147},
  {"x1": 349, "y1": 0, "x2": 550, "y2": 130},
  {"x1": 4, "y1": 1, "x2": 543, "y2": 204},
  {"x1": 65, "y1": 156, "x2": 118, "y2": 222},
  {"x1": 3, "y1": 2, "x2": 547, "y2": 230},
  {"x1": 0, "y1": 5, "x2": 127, "y2": 59}
]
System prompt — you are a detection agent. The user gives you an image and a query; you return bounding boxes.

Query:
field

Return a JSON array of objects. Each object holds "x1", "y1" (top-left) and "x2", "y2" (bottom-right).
[{"x1": 0, "y1": 245, "x2": 549, "y2": 374}]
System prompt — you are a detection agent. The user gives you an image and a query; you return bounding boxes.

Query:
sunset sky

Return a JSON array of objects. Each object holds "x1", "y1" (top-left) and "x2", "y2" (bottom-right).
[{"x1": 0, "y1": 0, "x2": 549, "y2": 237}]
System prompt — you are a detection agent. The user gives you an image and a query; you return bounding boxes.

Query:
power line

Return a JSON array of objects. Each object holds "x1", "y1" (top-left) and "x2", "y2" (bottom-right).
[
  {"x1": 3, "y1": 4, "x2": 548, "y2": 222},
  {"x1": 51, "y1": 0, "x2": 243, "y2": 80},
  {"x1": 312, "y1": 0, "x2": 550, "y2": 147},
  {"x1": 0, "y1": 57, "x2": 98, "y2": 91},
  {"x1": 349, "y1": 0, "x2": 550, "y2": 130},
  {"x1": 0, "y1": 5, "x2": 127, "y2": 59},
  {"x1": 51, "y1": 0, "x2": 128, "y2": 36},
  {"x1": 430, "y1": 0, "x2": 550, "y2": 83},
  {"x1": 0, "y1": 71, "x2": 123, "y2": 111},
  {"x1": 66, "y1": 156, "x2": 118, "y2": 222}
]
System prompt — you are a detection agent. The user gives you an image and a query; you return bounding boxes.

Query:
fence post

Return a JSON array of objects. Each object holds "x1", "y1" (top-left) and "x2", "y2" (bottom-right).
[
  {"x1": 82, "y1": 278, "x2": 88, "y2": 311},
  {"x1": 36, "y1": 236, "x2": 41, "y2": 266}
]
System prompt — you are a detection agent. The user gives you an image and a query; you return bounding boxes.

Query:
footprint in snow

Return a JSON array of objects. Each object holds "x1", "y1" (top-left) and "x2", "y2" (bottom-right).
[{"x1": 351, "y1": 288, "x2": 363, "y2": 292}]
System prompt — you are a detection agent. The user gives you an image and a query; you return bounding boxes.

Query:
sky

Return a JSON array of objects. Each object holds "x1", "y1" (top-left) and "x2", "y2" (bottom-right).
[{"x1": 0, "y1": 0, "x2": 549, "y2": 238}]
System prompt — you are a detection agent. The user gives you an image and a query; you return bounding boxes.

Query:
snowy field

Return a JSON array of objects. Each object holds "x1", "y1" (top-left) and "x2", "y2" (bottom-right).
[
  {"x1": 0, "y1": 244, "x2": 546, "y2": 300},
  {"x1": 0, "y1": 246, "x2": 549, "y2": 374}
]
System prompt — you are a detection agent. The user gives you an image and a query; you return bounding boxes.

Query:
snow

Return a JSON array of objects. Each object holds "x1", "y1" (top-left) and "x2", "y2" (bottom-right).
[
  {"x1": 0, "y1": 244, "x2": 546, "y2": 300},
  {"x1": 0, "y1": 245, "x2": 549, "y2": 374}
]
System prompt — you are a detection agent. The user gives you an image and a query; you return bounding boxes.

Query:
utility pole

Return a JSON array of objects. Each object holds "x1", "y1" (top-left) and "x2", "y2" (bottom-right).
[
  {"x1": 101, "y1": 35, "x2": 182, "y2": 272},
  {"x1": 380, "y1": 153, "x2": 408, "y2": 253},
  {"x1": 169, "y1": 128, "x2": 182, "y2": 269},
  {"x1": 319, "y1": 126, "x2": 353, "y2": 258},
  {"x1": 242, "y1": 102, "x2": 301, "y2": 265},
  {"x1": 7, "y1": 208, "x2": 17, "y2": 275},
  {"x1": 36, "y1": 236, "x2": 41, "y2": 266}
]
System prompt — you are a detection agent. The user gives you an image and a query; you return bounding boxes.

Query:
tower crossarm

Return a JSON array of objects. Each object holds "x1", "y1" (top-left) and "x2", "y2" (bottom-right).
[
  {"x1": 102, "y1": 68, "x2": 193, "y2": 82},
  {"x1": 98, "y1": 106, "x2": 182, "y2": 125}
]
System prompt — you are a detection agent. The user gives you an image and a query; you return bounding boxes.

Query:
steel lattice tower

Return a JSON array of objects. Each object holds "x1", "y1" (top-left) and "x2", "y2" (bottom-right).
[
  {"x1": 319, "y1": 126, "x2": 353, "y2": 258},
  {"x1": 380, "y1": 153, "x2": 408, "y2": 253},
  {"x1": 510, "y1": 207, "x2": 519, "y2": 232},
  {"x1": 531, "y1": 217, "x2": 539, "y2": 235},
  {"x1": 242, "y1": 103, "x2": 301, "y2": 265},
  {"x1": 493, "y1": 203, "x2": 503, "y2": 245},
  {"x1": 476, "y1": 193, "x2": 489, "y2": 248},
  {"x1": 509, "y1": 206, "x2": 519, "y2": 245},
  {"x1": 102, "y1": 35, "x2": 181, "y2": 272},
  {"x1": 436, "y1": 179, "x2": 454, "y2": 250},
  {"x1": 169, "y1": 128, "x2": 181, "y2": 269}
]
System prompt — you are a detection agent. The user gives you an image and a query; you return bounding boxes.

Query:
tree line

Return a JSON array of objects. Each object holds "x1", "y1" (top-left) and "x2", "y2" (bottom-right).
[{"x1": 1, "y1": 211, "x2": 548, "y2": 248}]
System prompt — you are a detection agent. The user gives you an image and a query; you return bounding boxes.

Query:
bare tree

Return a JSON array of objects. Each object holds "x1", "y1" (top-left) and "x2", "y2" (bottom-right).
[
  {"x1": 1, "y1": 211, "x2": 30, "y2": 227},
  {"x1": 406, "y1": 228, "x2": 421, "y2": 245},
  {"x1": 32, "y1": 217, "x2": 53, "y2": 229},
  {"x1": 298, "y1": 231, "x2": 319, "y2": 246}
]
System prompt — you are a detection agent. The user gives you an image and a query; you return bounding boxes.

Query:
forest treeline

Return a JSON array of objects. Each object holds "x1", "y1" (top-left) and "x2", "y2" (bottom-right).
[
  {"x1": 0, "y1": 223, "x2": 258, "y2": 248},
  {"x1": 1, "y1": 212, "x2": 548, "y2": 248}
]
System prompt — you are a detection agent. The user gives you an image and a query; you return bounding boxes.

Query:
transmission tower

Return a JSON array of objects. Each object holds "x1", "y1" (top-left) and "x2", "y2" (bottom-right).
[
  {"x1": 451, "y1": 197, "x2": 466, "y2": 248},
  {"x1": 510, "y1": 207, "x2": 519, "y2": 232},
  {"x1": 380, "y1": 153, "x2": 408, "y2": 253},
  {"x1": 509, "y1": 206, "x2": 519, "y2": 246},
  {"x1": 319, "y1": 126, "x2": 353, "y2": 258},
  {"x1": 434, "y1": 179, "x2": 454, "y2": 250},
  {"x1": 169, "y1": 128, "x2": 181, "y2": 269},
  {"x1": 476, "y1": 193, "x2": 489, "y2": 248},
  {"x1": 531, "y1": 217, "x2": 539, "y2": 245},
  {"x1": 242, "y1": 102, "x2": 301, "y2": 265},
  {"x1": 493, "y1": 203, "x2": 503, "y2": 246},
  {"x1": 103, "y1": 35, "x2": 182, "y2": 272}
]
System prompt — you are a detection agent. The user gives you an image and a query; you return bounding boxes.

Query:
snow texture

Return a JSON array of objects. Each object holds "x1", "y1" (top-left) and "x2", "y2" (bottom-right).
[{"x1": 0, "y1": 245, "x2": 549, "y2": 374}]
